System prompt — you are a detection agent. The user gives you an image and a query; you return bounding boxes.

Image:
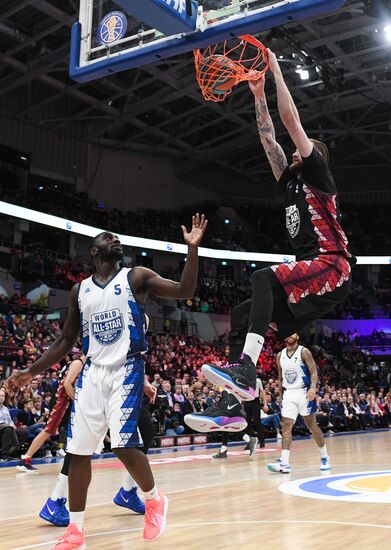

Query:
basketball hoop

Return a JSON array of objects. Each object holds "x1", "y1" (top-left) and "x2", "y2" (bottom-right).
[{"x1": 194, "y1": 34, "x2": 269, "y2": 102}]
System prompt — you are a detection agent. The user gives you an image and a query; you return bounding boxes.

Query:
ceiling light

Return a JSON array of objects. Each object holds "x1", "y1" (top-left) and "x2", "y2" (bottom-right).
[
  {"x1": 385, "y1": 25, "x2": 391, "y2": 42},
  {"x1": 295, "y1": 68, "x2": 310, "y2": 81}
]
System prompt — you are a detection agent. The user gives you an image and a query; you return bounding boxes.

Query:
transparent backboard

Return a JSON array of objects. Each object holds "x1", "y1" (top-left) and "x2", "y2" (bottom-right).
[{"x1": 70, "y1": 0, "x2": 346, "y2": 82}]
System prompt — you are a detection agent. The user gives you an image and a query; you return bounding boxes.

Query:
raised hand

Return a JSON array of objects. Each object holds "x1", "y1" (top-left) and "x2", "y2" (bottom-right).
[
  {"x1": 267, "y1": 48, "x2": 282, "y2": 76},
  {"x1": 181, "y1": 213, "x2": 208, "y2": 248},
  {"x1": 248, "y1": 74, "x2": 265, "y2": 98}
]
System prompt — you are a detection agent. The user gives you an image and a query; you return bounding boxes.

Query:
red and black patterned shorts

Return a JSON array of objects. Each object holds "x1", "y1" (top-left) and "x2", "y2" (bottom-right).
[
  {"x1": 44, "y1": 383, "x2": 70, "y2": 435},
  {"x1": 271, "y1": 254, "x2": 351, "y2": 305}
]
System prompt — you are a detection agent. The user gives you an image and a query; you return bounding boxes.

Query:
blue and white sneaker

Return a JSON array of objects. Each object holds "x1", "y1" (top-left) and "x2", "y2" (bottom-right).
[
  {"x1": 184, "y1": 393, "x2": 247, "y2": 433},
  {"x1": 320, "y1": 456, "x2": 331, "y2": 471},
  {"x1": 113, "y1": 487, "x2": 145, "y2": 514},
  {"x1": 39, "y1": 498, "x2": 69, "y2": 526},
  {"x1": 201, "y1": 354, "x2": 256, "y2": 402},
  {"x1": 267, "y1": 460, "x2": 291, "y2": 474}
]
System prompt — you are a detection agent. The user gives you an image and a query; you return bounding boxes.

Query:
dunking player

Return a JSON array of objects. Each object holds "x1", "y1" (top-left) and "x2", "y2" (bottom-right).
[
  {"x1": 6, "y1": 213, "x2": 207, "y2": 547},
  {"x1": 186, "y1": 51, "x2": 355, "y2": 433},
  {"x1": 267, "y1": 333, "x2": 330, "y2": 473}
]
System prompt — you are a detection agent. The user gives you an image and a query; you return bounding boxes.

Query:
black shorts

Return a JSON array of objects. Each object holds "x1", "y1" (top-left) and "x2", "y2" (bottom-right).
[
  {"x1": 235, "y1": 259, "x2": 352, "y2": 340},
  {"x1": 270, "y1": 279, "x2": 351, "y2": 339}
]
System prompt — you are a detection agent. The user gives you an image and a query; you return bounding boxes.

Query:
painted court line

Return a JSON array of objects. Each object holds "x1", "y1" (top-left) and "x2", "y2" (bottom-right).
[
  {"x1": 0, "y1": 478, "x2": 255, "y2": 523},
  {"x1": 13, "y1": 520, "x2": 391, "y2": 549}
]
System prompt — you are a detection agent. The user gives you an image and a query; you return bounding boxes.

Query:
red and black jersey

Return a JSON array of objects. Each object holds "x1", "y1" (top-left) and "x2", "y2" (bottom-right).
[{"x1": 279, "y1": 148, "x2": 355, "y2": 263}]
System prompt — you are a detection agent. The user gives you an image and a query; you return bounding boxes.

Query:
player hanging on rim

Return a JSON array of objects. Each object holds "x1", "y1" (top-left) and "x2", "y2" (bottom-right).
[
  {"x1": 185, "y1": 50, "x2": 355, "y2": 434},
  {"x1": 267, "y1": 333, "x2": 330, "y2": 473},
  {"x1": 6, "y1": 213, "x2": 207, "y2": 548}
]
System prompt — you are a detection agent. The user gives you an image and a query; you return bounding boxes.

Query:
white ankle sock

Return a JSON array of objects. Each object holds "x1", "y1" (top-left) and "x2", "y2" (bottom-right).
[
  {"x1": 319, "y1": 445, "x2": 328, "y2": 458},
  {"x1": 221, "y1": 445, "x2": 228, "y2": 453},
  {"x1": 243, "y1": 333, "x2": 264, "y2": 365},
  {"x1": 51, "y1": 473, "x2": 68, "y2": 501},
  {"x1": 123, "y1": 473, "x2": 137, "y2": 492},
  {"x1": 281, "y1": 449, "x2": 290, "y2": 464},
  {"x1": 242, "y1": 434, "x2": 250, "y2": 443},
  {"x1": 144, "y1": 485, "x2": 160, "y2": 501},
  {"x1": 69, "y1": 511, "x2": 84, "y2": 532}
]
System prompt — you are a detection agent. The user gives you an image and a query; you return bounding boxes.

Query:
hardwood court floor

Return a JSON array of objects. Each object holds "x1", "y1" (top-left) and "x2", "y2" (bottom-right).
[{"x1": 1, "y1": 432, "x2": 391, "y2": 550}]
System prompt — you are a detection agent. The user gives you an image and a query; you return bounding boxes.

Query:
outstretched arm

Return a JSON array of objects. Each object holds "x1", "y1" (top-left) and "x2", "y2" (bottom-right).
[
  {"x1": 268, "y1": 49, "x2": 313, "y2": 158},
  {"x1": 132, "y1": 213, "x2": 208, "y2": 301},
  {"x1": 249, "y1": 76, "x2": 288, "y2": 181}
]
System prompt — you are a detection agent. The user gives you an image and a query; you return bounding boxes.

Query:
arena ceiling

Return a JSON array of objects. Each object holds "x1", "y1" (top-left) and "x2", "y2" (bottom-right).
[{"x1": 0, "y1": 0, "x2": 390, "y2": 192}]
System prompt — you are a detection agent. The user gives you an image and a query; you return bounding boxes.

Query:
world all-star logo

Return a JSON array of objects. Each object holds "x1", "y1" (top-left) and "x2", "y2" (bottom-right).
[
  {"x1": 91, "y1": 308, "x2": 124, "y2": 346},
  {"x1": 279, "y1": 471, "x2": 391, "y2": 503},
  {"x1": 286, "y1": 204, "x2": 300, "y2": 238},
  {"x1": 284, "y1": 368, "x2": 297, "y2": 384}
]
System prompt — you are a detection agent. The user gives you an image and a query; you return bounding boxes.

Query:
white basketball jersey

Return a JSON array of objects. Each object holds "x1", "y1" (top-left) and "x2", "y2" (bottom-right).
[
  {"x1": 78, "y1": 268, "x2": 146, "y2": 367},
  {"x1": 280, "y1": 345, "x2": 310, "y2": 390}
]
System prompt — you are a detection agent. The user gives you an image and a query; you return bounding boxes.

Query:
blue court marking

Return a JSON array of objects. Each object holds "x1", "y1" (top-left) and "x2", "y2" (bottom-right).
[{"x1": 298, "y1": 470, "x2": 391, "y2": 497}]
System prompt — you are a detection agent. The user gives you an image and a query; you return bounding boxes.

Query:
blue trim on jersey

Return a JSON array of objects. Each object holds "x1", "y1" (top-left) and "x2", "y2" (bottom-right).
[
  {"x1": 300, "y1": 364, "x2": 311, "y2": 389},
  {"x1": 127, "y1": 270, "x2": 147, "y2": 356},
  {"x1": 80, "y1": 310, "x2": 89, "y2": 355},
  {"x1": 118, "y1": 357, "x2": 144, "y2": 448}
]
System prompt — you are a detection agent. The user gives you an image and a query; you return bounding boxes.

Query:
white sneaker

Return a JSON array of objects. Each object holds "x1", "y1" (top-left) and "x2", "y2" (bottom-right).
[
  {"x1": 44, "y1": 450, "x2": 52, "y2": 458},
  {"x1": 276, "y1": 432, "x2": 282, "y2": 440},
  {"x1": 267, "y1": 460, "x2": 291, "y2": 474},
  {"x1": 57, "y1": 448, "x2": 66, "y2": 458},
  {"x1": 320, "y1": 456, "x2": 331, "y2": 471}
]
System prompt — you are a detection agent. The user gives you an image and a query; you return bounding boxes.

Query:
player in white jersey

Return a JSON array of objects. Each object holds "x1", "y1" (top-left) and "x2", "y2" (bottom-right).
[
  {"x1": 6, "y1": 213, "x2": 207, "y2": 548},
  {"x1": 267, "y1": 333, "x2": 331, "y2": 474}
]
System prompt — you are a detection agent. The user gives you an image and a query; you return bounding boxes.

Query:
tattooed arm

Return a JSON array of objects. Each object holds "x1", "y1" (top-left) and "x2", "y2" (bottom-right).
[
  {"x1": 249, "y1": 77, "x2": 288, "y2": 182},
  {"x1": 267, "y1": 49, "x2": 313, "y2": 158}
]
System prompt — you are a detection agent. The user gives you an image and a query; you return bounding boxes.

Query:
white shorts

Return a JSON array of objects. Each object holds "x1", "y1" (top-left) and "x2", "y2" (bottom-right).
[
  {"x1": 67, "y1": 358, "x2": 144, "y2": 455},
  {"x1": 281, "y1": 388, "x2": 316, "y2": 421}
]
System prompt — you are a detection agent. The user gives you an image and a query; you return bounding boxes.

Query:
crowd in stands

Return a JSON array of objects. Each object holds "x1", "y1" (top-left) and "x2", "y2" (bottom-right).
[
  {"x1": 376, "y1": 286, "x2": 391, "y2": 317},
  {"x1": 145, "y1": 331, "x2": 391, "y2": 437},
  {"x1": 324, "y1": 283, "x2": 373, "y2": 319},
  {"x1": 161, "y1": 269, "x2": 377, "y2": 319},
  {"x1": 2, "y1": 186, "x2": 391, "y2": 256},
  {"x1": 0, "y1": 301, "x2": 390, "y2": 460}
]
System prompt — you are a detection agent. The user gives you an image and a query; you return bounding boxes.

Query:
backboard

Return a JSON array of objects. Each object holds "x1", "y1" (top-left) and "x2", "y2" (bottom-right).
[{"x1": 70, "y1": 0, "x2": 346, "y2": 82}]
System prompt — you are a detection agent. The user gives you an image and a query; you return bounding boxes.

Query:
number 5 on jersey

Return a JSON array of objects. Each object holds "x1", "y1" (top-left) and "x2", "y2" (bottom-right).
[{"x1": 114, "y1": 284, "x2": 121, "y2": 295}]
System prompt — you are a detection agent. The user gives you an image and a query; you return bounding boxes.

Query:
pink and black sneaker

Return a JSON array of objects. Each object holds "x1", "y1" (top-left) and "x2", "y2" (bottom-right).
[
  {"x1": 184, "y1": 393, "x2": 248, "y2": 433},
  {"x1": 202, "y1": 354, "x2": 257, "y2": 402}
]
